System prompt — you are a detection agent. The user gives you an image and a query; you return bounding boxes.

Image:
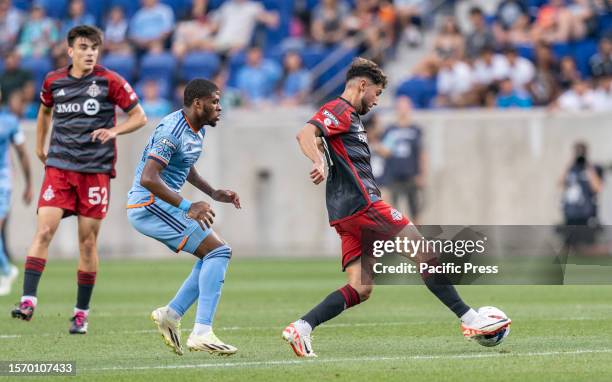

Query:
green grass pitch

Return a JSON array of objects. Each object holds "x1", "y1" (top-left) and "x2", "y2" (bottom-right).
[{"x1": 1, "y1": 258, "x2": 611, "y2": 381}]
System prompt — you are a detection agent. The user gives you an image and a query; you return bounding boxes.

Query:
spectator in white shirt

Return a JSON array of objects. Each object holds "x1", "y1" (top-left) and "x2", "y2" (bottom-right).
[
  {"x1": 555, "y1": 80, "x2": 599, "y2": 111},
  {"x1": 436, "y1": 55, "x2": 477, "y2": 107},
  {"x1": 503, "y1": 46, "x2": 535, "y2": 92},
  {"x1": 473, "y1": 47, "x2": 510, "y2": 86},
  {"x1": 211, "y1": 0, "x2": 278, "y2": 55}
]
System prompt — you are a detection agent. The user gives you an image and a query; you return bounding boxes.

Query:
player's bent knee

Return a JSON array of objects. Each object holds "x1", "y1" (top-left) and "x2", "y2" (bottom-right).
[{"x1": 35, "y1": 225, "x2": 57, "y2": 246}]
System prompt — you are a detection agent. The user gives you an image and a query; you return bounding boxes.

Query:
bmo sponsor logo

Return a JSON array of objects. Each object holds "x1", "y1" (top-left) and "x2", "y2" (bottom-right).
[{"x1": 55, "y1": 98, "x2": 100, "y2": 115}]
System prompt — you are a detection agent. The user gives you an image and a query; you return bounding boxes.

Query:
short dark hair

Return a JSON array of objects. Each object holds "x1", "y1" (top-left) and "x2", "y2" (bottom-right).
[
  {"x1": 469, "y1": 6, "x2": 483, "y2": 16},
  {"x1": 67, "y1": 25, "x2": 103, "y2": 47},
  {"x1": 183, "y1": 78, "x2": 219, "y2": 106},
  {"x1": 346, "y1": 57, "x2": 387, "y2": 88}
]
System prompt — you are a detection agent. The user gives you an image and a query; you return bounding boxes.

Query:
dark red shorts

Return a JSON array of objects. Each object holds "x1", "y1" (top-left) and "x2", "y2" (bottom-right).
[
  {"x1": 38, "y1": 166, "x2": 111, "y2": 219},
  {"x1": 334, "y1": 200, "x2": 410, "y2": 270}
]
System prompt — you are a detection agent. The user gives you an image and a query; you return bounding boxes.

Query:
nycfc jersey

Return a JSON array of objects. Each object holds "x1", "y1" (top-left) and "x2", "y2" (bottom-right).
[
  {"x1": 127, "y1": 110, "x2": 205, "y2": 206},
  {"x1": 0, "y1": 110, "x2": 24, "y2": 187}
]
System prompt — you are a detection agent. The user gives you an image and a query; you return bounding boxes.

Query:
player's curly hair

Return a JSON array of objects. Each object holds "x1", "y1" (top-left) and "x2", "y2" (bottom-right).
[
  {"x1": 184, "y1": 78, "x2": 219, "y2": 106},
  {"x1": 67, "y1": 25, "x2": 103, "y2": 47},
  {"x1": 346, "y1": 57, "x2": 387, "y2": 88}
]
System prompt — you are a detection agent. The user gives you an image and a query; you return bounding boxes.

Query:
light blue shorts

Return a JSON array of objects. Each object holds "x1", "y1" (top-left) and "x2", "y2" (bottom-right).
[
  {"x1": 0, "y1": 187, "x2": 11, "y2": 219},
  {"x1": 127, "y1": 197, "x2": 212, "y2": 254}
]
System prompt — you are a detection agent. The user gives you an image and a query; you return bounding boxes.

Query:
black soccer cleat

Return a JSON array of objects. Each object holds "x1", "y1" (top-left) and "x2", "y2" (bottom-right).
[
  {"x1": 11, "y1": 300, "x2": 35, "y2": 321},
  {"x1": 69, "y1": 311, "x2": 88, "y2": 334}
]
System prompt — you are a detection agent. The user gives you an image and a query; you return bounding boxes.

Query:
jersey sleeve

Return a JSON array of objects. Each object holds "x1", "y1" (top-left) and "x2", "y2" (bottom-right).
[
  {"x1": 147, "y1": 131, "x2": 181, "y2": 167},
  {"x1": 307, "y1": 107, "x2": 349, "y2": 137},
  {"x1": 9, "y1": 117, "x2": 25, "y2": 145},
  {"x1": 107, "y1": 71, "x2": 139, "y2": 112},
  {"x1": 40, "y1": 73, "x2": 55, "y2": 107}
]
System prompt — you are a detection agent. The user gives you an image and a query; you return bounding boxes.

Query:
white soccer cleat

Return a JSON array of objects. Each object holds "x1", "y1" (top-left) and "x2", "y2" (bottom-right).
[
  {"x1": 186, "y1": 331, "x2": 237, "y2": 356},
  {"x1": 282, "y1": 322, "x2": 317, "y2": 358},
  {"x1": 461, "y1": 314, "x2": 511, "y2": 339},
  {"x1": 151, "y1": 307, "x2": 183, "y2": 355}
]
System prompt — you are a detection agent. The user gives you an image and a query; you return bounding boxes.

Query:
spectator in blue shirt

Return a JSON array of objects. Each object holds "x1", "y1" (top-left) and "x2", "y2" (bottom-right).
[
  {"x1": 279, "y1": 52, "x2": 310, "y2": 105},
  {"x1": 104, "y1": 6, "x2": 131, "y2": 54},
  {"x1": 129, "y1": 0, "x2": 175, "y2": 54},
  {"x1": 496, "y1": 77, "x2": 533, "y2": 108},
  {"x1": 237, "y1": 46, "x2": 282, "y2": 106},
  {"x1": 61, "y1": 0, "x2": 96, "y2": 36},
  {"x1": 396, "y1": 61, "x2": 437, "y2": 109},
  {"x1": 140, "y1": 79, "x2": 172, "y2": 118}
]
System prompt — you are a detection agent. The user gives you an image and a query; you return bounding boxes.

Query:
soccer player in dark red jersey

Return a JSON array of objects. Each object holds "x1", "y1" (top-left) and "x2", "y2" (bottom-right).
[
  {"x1": 11, "y1": 25, "x2": 147, "y2": 334},
  {"x1": 282, "y1": 58, "x2": 510, "y2": 357}
]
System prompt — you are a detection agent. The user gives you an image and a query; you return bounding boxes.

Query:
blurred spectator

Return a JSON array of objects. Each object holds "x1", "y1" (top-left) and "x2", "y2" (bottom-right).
[
  {"x1": 433, "y1": 16, "x2": 465, "y2": 60},
  {"x1": 6, "y1": 88, "x2": 25, "y2": 117},
  {"x1": 129, "y1": 0, "x2": 175, "y2": 54},
  {"x1": 236, "y1": 46, "x2": 282, "y2": 106},
  {"x1": 436, "y1": 55, "x2": 476, "y2": 107},
  {"x1": 140, "y1": 80, "x2": 172, "y2": 118},
  {"x1": 210, "y1": 0, "x2": 279, "y2": 55},
  {"x1": 555, "y1": 79, "x2": 598, "y2": 111},
  {"x1": 104, "y1": 6, "x2": 131, "y2": 54},
  {"x1": 0, "y1": 0, "x2": 23, "y2": 56},
  {"x1": 395, "y1": 0, "x2": 427, "y2": 46},
  {"x1": 531, "y1": 0, "x2": 575, "y2": 43},
  {"x1": 61, "y1": 0, "x2": 96, "y2": 36},
  {"x1": 557, "y1": 56, "x2": 582, "y2": 90},
  {"x1": 172, "y1": 0, "x2": 214, "y2": 59},
  {"x1": 592, "y1": 76, "x2": 612, "y2": 111},
  {"x1": 496, "y1": 77, "x2": 533, "y2": 108},
  {"x1": 344, "y1": 0, "x2": 395, "y2": 63},
  {"x1": 561, "y1": 141, "x2": 602, "y2": 226},
  {"x1": 465, "y1": 6, "x2": 495, "y2": 59},
  {"x1": 375, "y1": 97, "x2": 426, "y2": 224},
  {"x1": 493, "y1": 0, "x2": 528, "y2": 39},
  {"x1": 16, "y1": 2, "x2": 59, "y2": 58},
  {"x1": 396, "y1": 60, "x2": 437, "y2": 109},
  {"x1": 528, "y1": 43, "x2": 560, "y2": 106},
  {"x1": 589, "y1": 37, "x2": 612, "y2": 79},
  {"x1": 504, "y1": 46, "x2": 535, "y2": 92},
  {"x1": 311, "y1": 0, "x2": 350, "y2": 46},
  {"x1": 473, "y1": 47, "x2": 510, "y2": 87},
  {"x1": 0, "y1": 52, "x2": 34, "y2": 106},
  {"x1": 278, "y1": 52, "x2": 310, "y2": 105}
]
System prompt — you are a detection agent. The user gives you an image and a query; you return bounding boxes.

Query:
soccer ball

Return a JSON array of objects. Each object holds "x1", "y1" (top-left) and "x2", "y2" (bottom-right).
[{"x1": 474, "y1": 306, "x2": 511, "y2": 347}]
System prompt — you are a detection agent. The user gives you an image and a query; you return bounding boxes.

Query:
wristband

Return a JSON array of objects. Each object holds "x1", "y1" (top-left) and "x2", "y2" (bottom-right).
[{"x1": 178, "y1": 198, "x2": 192, "y2": 212}]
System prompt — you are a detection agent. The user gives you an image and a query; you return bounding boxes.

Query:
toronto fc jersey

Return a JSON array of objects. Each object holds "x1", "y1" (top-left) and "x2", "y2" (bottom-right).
[{"x1": 307, "y1": 97, "x2": 381, "y2": 224}]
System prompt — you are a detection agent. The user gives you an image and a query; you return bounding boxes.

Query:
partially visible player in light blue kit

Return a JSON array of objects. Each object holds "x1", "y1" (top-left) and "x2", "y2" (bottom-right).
[
  {"x1": 0, "y1": 92, "x2": 32, "y2": 296},
  {"x1": 127, "y1": 79, "x2": 241, "y2": 356}
]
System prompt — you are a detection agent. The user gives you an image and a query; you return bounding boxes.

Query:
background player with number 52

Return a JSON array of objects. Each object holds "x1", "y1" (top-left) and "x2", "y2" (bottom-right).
[{"x1": 10, "y1": 25, "x2": 147, "y2": 334}]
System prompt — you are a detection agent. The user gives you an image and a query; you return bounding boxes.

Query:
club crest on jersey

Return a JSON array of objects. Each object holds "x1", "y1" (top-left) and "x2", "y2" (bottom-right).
[
  {"x1": 390, "y1": 208, "x2": 403, "y2": 221},
  {"x1": 42, "y1": 185, "x2": 55, "y2": 201},
  {"x1": 322, "y1": 110, "x2": 339, "y2": 126},
  {"x1": 87, "y1": 81, "x2": 101, "y2": 97},
  {"x1": 83, "y1": 98, "x2": 100, "y2": 115}
]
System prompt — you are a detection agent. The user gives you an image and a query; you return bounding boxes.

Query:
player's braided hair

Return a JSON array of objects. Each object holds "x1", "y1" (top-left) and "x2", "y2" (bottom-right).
[
  {"x1": 67, "y1": 25, "x2": 103, "y2": 47},
  {"x1": 346, "y1": 57, "x2": 387, "y2": 88},
  {"x1": 183, "y1": 79, "x2": 219, "y2": 106}
]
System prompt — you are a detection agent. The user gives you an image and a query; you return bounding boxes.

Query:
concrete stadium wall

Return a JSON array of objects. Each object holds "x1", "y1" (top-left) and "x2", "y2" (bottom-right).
[{"x1": 7, "y1": 108, "x2": 612, "y2": 259}]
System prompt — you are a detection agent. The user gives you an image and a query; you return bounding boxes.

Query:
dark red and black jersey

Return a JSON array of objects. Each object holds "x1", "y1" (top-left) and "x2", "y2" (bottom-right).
[
  {"x1": 308, "y1": 97, "x2": 381, "y2": 225},
  {"x1": 40, "y1": 65, "x2": 139, "y2": 177}
]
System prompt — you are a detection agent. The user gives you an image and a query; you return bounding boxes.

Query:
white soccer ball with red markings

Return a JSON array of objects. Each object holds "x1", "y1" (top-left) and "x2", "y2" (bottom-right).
[{"x1": 474, "y1": 306, "x2": 511, "y2": 347}]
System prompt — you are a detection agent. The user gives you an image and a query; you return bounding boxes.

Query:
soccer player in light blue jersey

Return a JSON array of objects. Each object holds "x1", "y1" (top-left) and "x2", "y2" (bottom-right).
[
  {"x1": 0, "y1": 91, "x2": 32, "y2": 296},
  {"x1": 127, "y1": 79, "x2": 241, "y2": 356}
]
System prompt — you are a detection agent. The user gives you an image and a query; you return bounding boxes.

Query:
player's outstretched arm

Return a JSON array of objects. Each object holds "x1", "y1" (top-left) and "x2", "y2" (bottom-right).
[
  {"x1": 140, "y1": 159, "x2": 215, "y2": 226},
  {"x1": 13, "y1": 143, "x2": 32, "y2": 205},
  {"x1": 296, "y1": 123, "x2": 326, "y2": 185},
  {"x1": 91, "y1": 104, "x2": 147, "y2": 144},
  {"x1": 187, "y1": 166, "x2": 241, "y2": 209},
  {"x1": 35, "y1": 104, "x2": 53, "y2": 164}
]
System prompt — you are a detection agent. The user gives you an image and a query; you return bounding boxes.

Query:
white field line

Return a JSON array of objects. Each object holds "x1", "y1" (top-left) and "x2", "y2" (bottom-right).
[
  {"x1": 0, "y1": 317, "x2": 604, "y2": 339},
  {"x1": 86, "y1": 349, "x2": 612, "y2": 372}
]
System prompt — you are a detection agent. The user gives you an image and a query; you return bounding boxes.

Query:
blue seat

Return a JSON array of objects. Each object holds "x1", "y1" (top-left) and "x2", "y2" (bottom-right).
[
  {"x1": 300, "y1": 45, "x2": 327, "y2": 69},
  {"x1": 227, "y1": 50, "x2": 247, "y2": 88},
  {"x1": 208, "y1": 0, "x2": 226, "y2": 10},
  {"x1": 573, "y1": 39, "x2": 598, "y2": 78},
  {"x1": 551, "y1": 42, "x2": 571, "y2": 59},
  {"x1": 516, "y1": 44, "x2": 535, "y2": 62},
  {"x1": 84, "y1": 0, "x2": 109, "y2": 25},
  {"x1": 40, "y1": 0, "x2": 68, "y2": 19},
  {"x1": 140, "y1": 52, "x2": 176, "y2": 83},
  {"x1": 396, "y1": 77, "x2": 437, "y2": 109},
  {"x1": 20, "y1": 56, "x2": 53, "y2": 95},
  {"x1": 179, "y1": 51, "x2": 221, "y2": 81},
  {"x1": 101, "y1": 53, "x2": 136, "y2": 82},
  {"x1": 160, "y1": 0, "x2": 192, "y2": 19}
]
